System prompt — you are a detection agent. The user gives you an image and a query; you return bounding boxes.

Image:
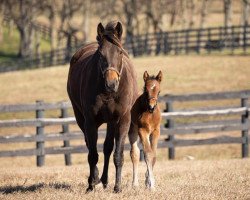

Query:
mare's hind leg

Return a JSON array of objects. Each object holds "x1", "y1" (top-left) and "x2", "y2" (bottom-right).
[
  {"x1": 139, "y1": 128, "x2": 155, "y2": 189},
  {"x1": 100, "y1": 122, "x2": 115, "y2": 188},
  {"x1": 129, "y1": 124, "x2": 140, "y2": 187}
]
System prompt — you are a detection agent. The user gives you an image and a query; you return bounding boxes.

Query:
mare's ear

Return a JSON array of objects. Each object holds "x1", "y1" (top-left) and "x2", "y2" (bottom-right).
[
  {"x1": 143, "y1": 71, "x2": 149, "y2": 82},
  {"x1": 115, "y1": 21, "x2": 123, "y2": 40},
  {"x1": 156, "y1": 71, "x2": 163, "y2": 82},
  {"x1": 97, "y1": 23, "x2": 104, "y2": 42}
]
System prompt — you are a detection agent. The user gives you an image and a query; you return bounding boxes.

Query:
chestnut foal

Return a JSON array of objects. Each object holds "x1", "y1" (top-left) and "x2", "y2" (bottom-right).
[{"x1": 129, "y1": 71, "x2": 162, "y2": 189}]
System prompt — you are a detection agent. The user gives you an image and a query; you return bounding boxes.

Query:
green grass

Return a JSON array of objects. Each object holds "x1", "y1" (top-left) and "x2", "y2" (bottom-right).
[{"x1": 0, "y1": 26, "x2": 51, "y2": 62}]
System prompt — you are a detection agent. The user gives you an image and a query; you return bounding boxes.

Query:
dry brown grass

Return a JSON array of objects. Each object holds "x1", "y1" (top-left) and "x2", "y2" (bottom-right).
[
  {"x1": 0, "y1": 55, "x2": 249, "y2": 104},
  {"x1": 0, "y1": 159, "x2": 249, "y2": 200},
  {"x1": 0, "y1": 55, "x2": 249, "y2": 199}
]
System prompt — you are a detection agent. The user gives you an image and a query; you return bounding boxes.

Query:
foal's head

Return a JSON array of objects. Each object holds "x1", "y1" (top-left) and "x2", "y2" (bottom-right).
[
  {"x1": 143, "y1": 71, "x2": 162, "y2": 113},
  {"x1": 97, "y1": 21, "x2": 125, "y2": 93}
]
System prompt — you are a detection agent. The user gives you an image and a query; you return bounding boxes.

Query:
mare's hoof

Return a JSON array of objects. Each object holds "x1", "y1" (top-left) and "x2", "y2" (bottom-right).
[
  {"x1": 86, "y1": 186, "x2": 94, "y2": 193},
  {"x1": 113, "y1": 186, "x2": 122, "y2": 193},
  {"x1": 102, "y1": 183, "x2": 108, "y2": 189}
]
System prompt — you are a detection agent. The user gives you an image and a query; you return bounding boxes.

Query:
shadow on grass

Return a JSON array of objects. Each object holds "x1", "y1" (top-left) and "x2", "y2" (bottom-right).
[{"x1": 0, "y1": 182, "x2": 72, "y2": 194}]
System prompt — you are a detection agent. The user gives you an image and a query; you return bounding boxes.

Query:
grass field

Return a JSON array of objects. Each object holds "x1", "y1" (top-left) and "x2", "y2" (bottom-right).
[
  {"x1": 0, "y1": 55, "x2": 249, "y2": 199},
  {"x1": 0, "y1": 159, "x2": 249, "y2": 199}
]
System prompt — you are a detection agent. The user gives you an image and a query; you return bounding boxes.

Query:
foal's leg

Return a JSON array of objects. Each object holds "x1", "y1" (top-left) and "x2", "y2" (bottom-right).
[
  {"x1": 139, "y1": 128, "x2": 155, "y2": 189},
  {"x1": 85, "y1": 119, "x2": 100, "y2": 193},
  {"x1": 100, "y1": 122, "x2": 115, "y2": 188},
  {"x1": 150, "y1": 128, "x2": 160, "y2": 169},
  {"x1": 128, "y1": 124, "x2": 140, "y2": 187}
]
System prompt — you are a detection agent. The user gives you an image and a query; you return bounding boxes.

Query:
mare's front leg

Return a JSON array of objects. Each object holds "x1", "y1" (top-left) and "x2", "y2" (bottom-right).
[
  {"x1": 139, "y1": 128, "x2": 155, "y2": 189},
  {"x1": 113, "y1": 111, "x2": 130, "y2": 193},
  {"x1": 85, "y1": 118, "x2": 100, "y2": 192},
  {"x1": 100, "y1": 122, "x2": 115, "y2": 188}
]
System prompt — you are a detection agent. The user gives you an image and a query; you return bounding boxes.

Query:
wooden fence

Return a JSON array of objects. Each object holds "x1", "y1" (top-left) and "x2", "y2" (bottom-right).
[
  {"x1": 0, "y1": 90, "x2": 249, "y2": 166},
  {"x1": 1, "y1": 25, "x2": 250, "y2": 73},
  {"x1": 124, "y1": 25, "x2": 250, "y2": 56}
]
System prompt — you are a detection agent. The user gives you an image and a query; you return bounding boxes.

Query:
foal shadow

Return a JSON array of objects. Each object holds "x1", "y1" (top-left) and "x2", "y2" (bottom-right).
[{"x1": 0, "y1": 182, "x2": 72, "y2": 195}]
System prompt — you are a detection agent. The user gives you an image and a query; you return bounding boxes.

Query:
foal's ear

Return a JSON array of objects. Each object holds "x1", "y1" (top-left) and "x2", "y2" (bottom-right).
[
  {"x1": 143, "y1": 71, "x2": 149, "y2": 82},
  {"x1": 156, "y1": 71, "x2": 162, "y2": 82},
  {"x1": 115, "y1": 21, "x2": 123, "y2": 40},
  {"x1": 97, "y1": 23, "x2": 105, "y2": 42}
]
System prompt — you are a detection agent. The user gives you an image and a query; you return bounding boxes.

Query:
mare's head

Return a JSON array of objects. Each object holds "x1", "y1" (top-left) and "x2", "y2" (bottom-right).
[
  {"x1": 97, "y1": 21, "x2": 125, "y2": 93},
  {"x1": 143, "y1": 71, "x2": 162, "y2": 113}
]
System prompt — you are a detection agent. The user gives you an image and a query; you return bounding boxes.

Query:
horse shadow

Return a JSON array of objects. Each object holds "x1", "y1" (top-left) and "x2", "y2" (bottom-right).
[{"x1": 0, "y1": 182, "x2": 72, "y2": 195}]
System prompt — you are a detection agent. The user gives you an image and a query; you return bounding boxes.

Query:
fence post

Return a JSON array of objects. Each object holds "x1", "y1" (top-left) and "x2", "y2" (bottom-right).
[
  {"x1": 166, "y1": 101, "x2": 175, "y2": 160},
  {"x1": 196, "y1": 29, "x2": 201, "y2": 54},
  {"x1": 185, "y1": 30, "x2": 189, "y2": 54},
  {"x1": 61, "y1": 103, "x2": 72, "y2": 166},
  {"x1": 174, "y1": 31, "x2": 179, "y2": 55},
  {"x1": 231, "y1": 26, "x2": 235, "y2": 54},
  {"x1": 207, "y1": 28, "x2": 211, "y2": 54},
  {"x1": 241, "y1": 98, "x2": 249, "y2": 158},
  {"x1": 139, "y1": 149, "x2": 144, "y2": 162},
  {"x1": 36, "y1": 100, "x2": 45, "y2": 167},
  {"x1": 243, "y1": 25, "x2": 247, "y2": 54},
  {"x1": 219, "y1": 27, "x2": 223, "y2": 52}
]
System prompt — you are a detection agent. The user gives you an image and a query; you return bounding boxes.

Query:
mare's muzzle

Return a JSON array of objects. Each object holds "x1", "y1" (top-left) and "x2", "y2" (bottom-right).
[{"x1": 104, "y1": 68, "x2": 121, "y2": 92}]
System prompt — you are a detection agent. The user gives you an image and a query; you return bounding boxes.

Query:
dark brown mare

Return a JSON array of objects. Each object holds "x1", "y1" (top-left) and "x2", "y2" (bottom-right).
[
  {"x1": 129, "y1": 71, "x2": 162, "y2": 189},
  {"x1": 67, "y1": 21, "x2": 138, "y2": 193}
]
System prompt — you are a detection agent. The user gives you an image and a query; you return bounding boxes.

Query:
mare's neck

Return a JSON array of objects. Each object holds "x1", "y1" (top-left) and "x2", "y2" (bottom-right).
[{"x1": 139, "y1": 92, "x2": 148, "y2": 112}]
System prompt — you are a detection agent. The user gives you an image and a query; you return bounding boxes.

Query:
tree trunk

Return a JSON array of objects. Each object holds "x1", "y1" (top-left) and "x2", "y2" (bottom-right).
[
  {"x1": 0, "y1": 3, "x2": 4, "y2": 43},
  {"x1": 188, "y1": 0, "x2": 195, "y2": 29},
  {"x1": 224, "y1": 0, "x2": 232, "y2": 28},
  {"x1": 200, "y1": 0, "x2": 209, "y2": 29},
  {"x1": 50, "y1": 4, "x2": 58, "y2": 64},
  {"x1": 18, "y1": 26, "x2": 33, "y2": 57},
  {"x1": 83, "y1": 0, "x2": 90, "y2": 42},
  {"x1": 242, "y1": 0, "x2": 250, "y2": 26}
]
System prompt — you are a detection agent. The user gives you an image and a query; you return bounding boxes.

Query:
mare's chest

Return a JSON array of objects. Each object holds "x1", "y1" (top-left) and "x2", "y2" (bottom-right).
[{"x1": 91, "y1": 94, "x2": 123, "y2": 122}]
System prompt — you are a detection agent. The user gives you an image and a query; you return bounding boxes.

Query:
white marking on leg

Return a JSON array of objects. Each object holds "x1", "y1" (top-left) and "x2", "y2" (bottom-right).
[{"x1": 131, "y1": 142, "x2": 140, "y2": 187}]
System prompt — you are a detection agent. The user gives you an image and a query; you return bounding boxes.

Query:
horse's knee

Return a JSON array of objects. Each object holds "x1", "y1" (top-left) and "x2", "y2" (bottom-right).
[
  {"x1": 88, "y1": 150, "x2": 99, "y2": 166},
  {"x1": 104, "y1": 140, "x2": 114, "y2": 155},
  {"x1": 114, "y1": 150, "x2": 124, "y2": 167},
  {"x1": 130, "y1": 144, "x2": 140, "y2": 162}
]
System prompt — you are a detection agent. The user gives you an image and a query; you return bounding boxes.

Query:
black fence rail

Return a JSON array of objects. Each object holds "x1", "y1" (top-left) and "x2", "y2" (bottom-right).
[
  {"x1": 124, "y1": 25, "x2": 250, "y2": 56},
  {"x1": 0, "y1": 90, "x2": 249, "y2": 166},
  {"x1": 1, "y1": 25, "x2": 250, "y2": 73}
]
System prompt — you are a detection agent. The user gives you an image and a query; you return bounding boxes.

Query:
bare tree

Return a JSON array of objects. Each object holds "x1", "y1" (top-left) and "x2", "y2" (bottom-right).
[
  {"x1": 224, "y1": 0, "x2": 232, "y2": 28},
  {"x1": 242, "y1": 0, "x2": 250, "y2": 25},
  {"x1": 199, "y1": 0, "x2": 209, "y2": 29},
  {"x1": 0, "y1": 1, "x2": 4, "y2": 43},
  {"x1": 4, "y1": 0, "x2": 44, "y2": 57}
]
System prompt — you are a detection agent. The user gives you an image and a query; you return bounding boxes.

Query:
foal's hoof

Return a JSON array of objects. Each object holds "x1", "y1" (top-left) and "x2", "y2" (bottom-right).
[{"x1": 113, "y1": 186, "x2": 122, "y2": 193}]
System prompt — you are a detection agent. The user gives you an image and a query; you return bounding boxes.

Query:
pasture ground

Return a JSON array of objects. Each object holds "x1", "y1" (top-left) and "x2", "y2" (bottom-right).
[
  {"x1": 0, "y1": 55, "x2": 249, "y2": 199},
  {"x1": 0, "y1": 158, "x2": 249, "y2": 200}
]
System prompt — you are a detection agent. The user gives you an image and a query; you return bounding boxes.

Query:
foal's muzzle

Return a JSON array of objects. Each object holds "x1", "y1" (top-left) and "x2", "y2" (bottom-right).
[{"x1": 148, "y1": 97, "x2": 157, "y2": 113}]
